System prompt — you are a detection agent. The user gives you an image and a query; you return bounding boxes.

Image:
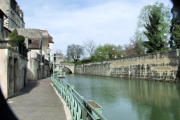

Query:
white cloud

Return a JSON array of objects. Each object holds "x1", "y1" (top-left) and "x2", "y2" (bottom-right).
[{"x1": 17, "y1": 0, "x2": 172, "y2": 54}]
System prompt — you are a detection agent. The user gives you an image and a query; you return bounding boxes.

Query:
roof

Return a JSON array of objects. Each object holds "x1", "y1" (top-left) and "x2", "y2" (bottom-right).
[
  {"x1": 17, "y1": 28, "x2": 53, "y2": 49},
  {"x1": 17, "y1": 29, "x2": 54, "y2": 43},
  {"x1": 41, "y1": 30, "x2": 54, "y2": 43},
  {"x1": 0, "y1": 9, "x2": 7, "y2": 17},
  {"x1": 17, "y1": 29, "x2": 43, "y2": 39}
]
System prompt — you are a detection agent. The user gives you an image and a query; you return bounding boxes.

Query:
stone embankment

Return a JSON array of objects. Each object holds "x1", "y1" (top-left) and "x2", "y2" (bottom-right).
[{"x1": 75, "y1": 50, "x2": 180, "y2": 82}]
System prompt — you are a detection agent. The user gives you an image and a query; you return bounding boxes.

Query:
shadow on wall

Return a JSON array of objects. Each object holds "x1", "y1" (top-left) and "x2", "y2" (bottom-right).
[
  {"x1": 8, "y1": 69, "x2": 39, "y2": 99},
  {"x1": 62, "y1": 67, "x2": 72, "y2": 74},
  {"x1": 8, "y1": 80, "x2": 39, "y2": 99},
  {"x1": 176, "y1": 62, "x2": 180, "y2": 81},
  {"x1": 168, "y1": 50, "x2": 180, "y2": 81}
]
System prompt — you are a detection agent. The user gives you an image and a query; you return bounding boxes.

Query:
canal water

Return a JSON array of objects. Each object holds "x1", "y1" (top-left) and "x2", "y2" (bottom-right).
[{"x1": 66, "y1": 74, "x2": 180, "y2": 120}]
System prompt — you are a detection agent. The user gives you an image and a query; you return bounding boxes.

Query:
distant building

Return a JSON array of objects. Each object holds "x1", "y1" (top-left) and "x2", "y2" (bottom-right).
[
  {"x1": 54, "y1": 53, "x2": 64, "y2": 72},
  {"x1": 0, "y1": 0, "x2": 25, "y2": 29},
  {"x1": 54, "y1": 53, "x2": 64, "y2": 64}
]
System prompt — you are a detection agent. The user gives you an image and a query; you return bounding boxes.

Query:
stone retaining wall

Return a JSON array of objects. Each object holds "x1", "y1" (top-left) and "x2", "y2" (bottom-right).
[
  {"x1": 0, "y1": 46, "x2": 27, "y2": 98},
  {"x1": 75, "y1": 50, "x2": 180, "y2": 82}
]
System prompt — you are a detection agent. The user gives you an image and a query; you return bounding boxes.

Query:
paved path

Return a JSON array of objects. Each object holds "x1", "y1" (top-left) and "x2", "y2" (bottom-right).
[{"x1": 8, "y1": 78, "x2": 67, "y2": 120}]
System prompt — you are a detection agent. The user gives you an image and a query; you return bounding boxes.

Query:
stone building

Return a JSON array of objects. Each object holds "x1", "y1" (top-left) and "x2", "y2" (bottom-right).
[
  {"x1": 17, "y1": 28, "x2": 54, "y2": 80},
  {"x1": 0, "y1": 9, "x2": 11, "y2": 39},
  {"x1": 0, "y1": 9, "x2": 5, "y2": 39},
  {"x1": 41, "y1": 30, "x2": 54, "y2": 62},
  {"x1": 0, "y1": 0, "x2": 25, "y2": 29},
  {"x1": 53, "y1": 53, "x2": 64, "y2": 71},
  {"x1": 0, "y1": 41, "x2": 28, "y2": 98}
]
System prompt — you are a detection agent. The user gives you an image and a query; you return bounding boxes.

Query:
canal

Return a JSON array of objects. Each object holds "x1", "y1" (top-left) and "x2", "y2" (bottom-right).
[{"x1": 66, "y1": 74, "x2": 180, "y2": 120}]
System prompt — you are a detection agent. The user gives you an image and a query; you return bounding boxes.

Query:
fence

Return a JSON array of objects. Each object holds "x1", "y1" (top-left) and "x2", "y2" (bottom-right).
[{"x1": 51, "y1": 72, "x2": 108, "y2": 120}]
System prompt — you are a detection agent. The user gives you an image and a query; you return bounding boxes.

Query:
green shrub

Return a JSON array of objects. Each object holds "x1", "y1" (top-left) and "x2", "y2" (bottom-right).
[{"x1": 8, "y1": 29, "x2": 25, "y2": 47}]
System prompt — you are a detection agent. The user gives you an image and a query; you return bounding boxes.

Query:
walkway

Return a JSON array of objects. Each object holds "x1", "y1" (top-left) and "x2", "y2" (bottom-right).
[{"x1": 8, "y1": 78, "x2": 67, "y2": 120}]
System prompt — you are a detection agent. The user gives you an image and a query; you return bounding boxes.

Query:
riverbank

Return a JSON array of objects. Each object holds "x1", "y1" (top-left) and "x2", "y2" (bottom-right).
[{"x1": 75, "y1": 50, "x2": 180, "y2": 82}]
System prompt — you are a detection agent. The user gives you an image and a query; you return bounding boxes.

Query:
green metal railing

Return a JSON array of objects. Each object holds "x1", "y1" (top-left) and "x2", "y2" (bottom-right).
[{"x1": 51, "y1": 72, "x2": 108, "y2": 120}]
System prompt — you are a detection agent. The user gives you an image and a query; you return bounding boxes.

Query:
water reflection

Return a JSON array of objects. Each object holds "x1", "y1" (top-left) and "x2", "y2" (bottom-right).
[{"x1": 66, "y1": 75, "x2": 180, "y2": 120}]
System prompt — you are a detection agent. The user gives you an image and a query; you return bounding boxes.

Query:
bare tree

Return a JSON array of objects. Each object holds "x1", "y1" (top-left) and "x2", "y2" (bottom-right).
[
  {"x1": 83, "y1": 40, "x2": 96, "y2": 57},
  {"x1": 67, "y1": 44, "x2": 84, "y2": 62}
]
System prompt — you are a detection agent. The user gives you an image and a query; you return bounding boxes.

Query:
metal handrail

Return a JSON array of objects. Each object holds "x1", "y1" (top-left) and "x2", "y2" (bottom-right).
[{"x1": 51, "y1": 72, "x2": 108, "y2": 120}]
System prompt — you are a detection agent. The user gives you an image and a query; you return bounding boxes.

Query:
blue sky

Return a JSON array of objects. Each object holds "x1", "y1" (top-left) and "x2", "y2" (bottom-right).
[{"x1": 17, "y1": 0, "x2": 172, "y2": 54}]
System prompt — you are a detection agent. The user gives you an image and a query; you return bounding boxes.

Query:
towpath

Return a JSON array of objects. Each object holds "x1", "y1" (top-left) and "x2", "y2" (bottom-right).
[{"x1": 8, "y1": 78, "x2": 67, "y2": 120}]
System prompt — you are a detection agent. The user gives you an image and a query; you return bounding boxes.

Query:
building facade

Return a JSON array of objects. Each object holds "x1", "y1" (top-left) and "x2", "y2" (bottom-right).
[
  {"x1": 17, "y1": 28, "x2": 54, "y2": 80},
  {"x1": 0, "y1": 0, "x2": 25, "y2": 29},
  {"x1": 0, "y1": 41, "x2": 28, "y2": 98},
  {"x1": 0, "y1": 9, "x2": 5, "y2": 39}
]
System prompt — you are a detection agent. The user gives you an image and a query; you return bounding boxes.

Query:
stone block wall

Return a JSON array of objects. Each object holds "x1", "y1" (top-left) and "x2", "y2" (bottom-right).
[
  {"x1": 75, "y1": 50, "x2": 180, "y2": 82},
  {"x1": 0, "y1": 0, "x2": 25, "y2": 29},
  {"x1": 0, "y1": 47, "x2": 27, "y2": 98},
  {"x1": 27, "y1": 51, "x2": 51, "y2": 81}
]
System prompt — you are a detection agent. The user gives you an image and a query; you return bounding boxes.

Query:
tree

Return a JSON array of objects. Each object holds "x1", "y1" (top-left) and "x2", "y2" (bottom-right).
[
  {"x1": 140, "y1": 3, "x2": 171, "y2": 53},
  {"x1": 8, "y1": 29, "x2": 25, "y2": 47},
  {"x1": 125, "y1": 31, "x2": 145, "y2": 56},
  {"x1": 83, "y1": 40, "x2": 96, "y2": 57},
  {"x1": 171, "y1": 25, "x2": 180, "y2": 48},
  {"x1": 8, "y1": 29, "x2": 27, "y2": 57},
  {"x1": 170, "y1": 0, "x2": 180, "y2": 48},
  {"x1": 67, "y1": 44, "x2": 84, "y2": 62},
  {"x1": 94, "y1": 44, "x2": 124, "y2": 60},
  {"x1": 138, "y1": 2, "x2": 171, "y2": 35}
]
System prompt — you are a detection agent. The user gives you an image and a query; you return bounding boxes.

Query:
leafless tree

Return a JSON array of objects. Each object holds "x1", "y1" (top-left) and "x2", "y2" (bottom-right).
[
  {"x1": 83, "y1": 40, "x2": 96, "y2": 57},
  {"x1": 67, "y1": 44, "x2": 84, "y2": 62}
]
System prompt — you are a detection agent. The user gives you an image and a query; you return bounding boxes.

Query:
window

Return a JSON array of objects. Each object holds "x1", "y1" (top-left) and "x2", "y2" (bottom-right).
[{"x1": 0, "y1": 18, "x2": 3, "y2": 35}]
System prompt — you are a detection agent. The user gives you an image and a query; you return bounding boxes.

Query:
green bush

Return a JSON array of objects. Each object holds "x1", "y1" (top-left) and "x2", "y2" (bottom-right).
[
  {"x1": 75, "y1": 56, "x2": 104, "y2": 65},
  {"x1": 8, "y1": 29, "x2": 25, "y2": 47}
]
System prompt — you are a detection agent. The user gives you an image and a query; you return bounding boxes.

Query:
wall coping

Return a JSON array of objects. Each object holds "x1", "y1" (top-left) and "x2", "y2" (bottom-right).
[{"x1": 77, "y1": 49, "x2": 180, "y2": 66}]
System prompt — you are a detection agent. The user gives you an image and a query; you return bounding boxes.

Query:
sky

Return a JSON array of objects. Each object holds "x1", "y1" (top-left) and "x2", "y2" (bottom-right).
[{"x1": 17, "y1": 0, "x2": 172, "y2": 54}]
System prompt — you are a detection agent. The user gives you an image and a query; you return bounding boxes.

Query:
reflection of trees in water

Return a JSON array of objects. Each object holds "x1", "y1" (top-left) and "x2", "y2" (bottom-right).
[
  {"x1": 126, "y1": 80, "x2": 180, "y2": 120},
  {"x1": 67, "y1": 75, "x2": 180, "y2": 120},
  {"x1": 126, "y1": 80, "x2": 179, "y2": 107},
  {"x1": 88, "y1": 77, "x2": 127, "y2": 103}
]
